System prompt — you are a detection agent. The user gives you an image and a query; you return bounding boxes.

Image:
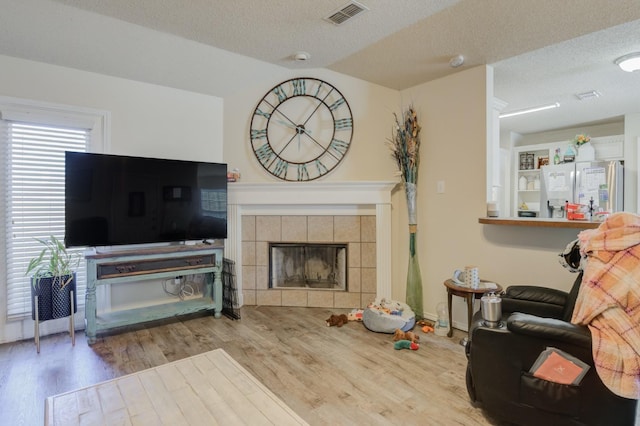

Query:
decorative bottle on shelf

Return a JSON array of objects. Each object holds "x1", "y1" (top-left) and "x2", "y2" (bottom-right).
[
  {"x1": 564, "y1": 145, "x2": 576, "y2": 163},
  {"x1": 553, "y1": 148, "x2": 561, "y2": 165}
]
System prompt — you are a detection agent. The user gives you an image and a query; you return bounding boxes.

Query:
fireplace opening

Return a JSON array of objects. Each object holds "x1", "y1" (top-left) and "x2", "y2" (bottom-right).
[{"x1": 269, "y1": 243, "x2": 348, "y2": 290}]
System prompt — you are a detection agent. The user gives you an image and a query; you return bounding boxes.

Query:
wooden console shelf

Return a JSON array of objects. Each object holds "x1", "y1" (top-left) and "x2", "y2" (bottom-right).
[{"x1": 84, "y1": 244, "x2": 224, "y2": 344}]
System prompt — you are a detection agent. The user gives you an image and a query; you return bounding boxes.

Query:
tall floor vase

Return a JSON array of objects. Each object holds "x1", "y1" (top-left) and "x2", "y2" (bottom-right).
[{"x1": 405, "y1": 182, "x2": 423, "y2": 319}]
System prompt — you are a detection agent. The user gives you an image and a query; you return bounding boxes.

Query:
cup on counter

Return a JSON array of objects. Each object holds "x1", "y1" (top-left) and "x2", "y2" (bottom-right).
[{"x1": 452, "y1": 266, "x2": 480, "y2": 288}]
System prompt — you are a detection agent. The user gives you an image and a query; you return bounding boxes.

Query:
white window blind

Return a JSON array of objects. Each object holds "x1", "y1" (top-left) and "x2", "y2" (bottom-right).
[{"x1": 4, "y1": 121, "x2": 88, "y2": 318}]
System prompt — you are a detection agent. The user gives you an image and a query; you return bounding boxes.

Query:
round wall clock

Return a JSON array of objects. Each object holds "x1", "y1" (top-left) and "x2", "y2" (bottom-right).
[{"x1": 249, "y1": 77, "x2": 353, "y2": 181}]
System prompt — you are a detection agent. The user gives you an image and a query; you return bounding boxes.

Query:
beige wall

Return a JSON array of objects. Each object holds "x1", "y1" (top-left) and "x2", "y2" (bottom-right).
[
  {"x1": 222, "y1": 64, "x2": 583, "y2": 331},
  {"x1": 394, "y1": 66, "x2": 582, "y2": 329},
  {"x1": 223, "y1": 68, "x2": 400, "y2": 183},
  {"x1": 0, "y1": 55, "x2": 224, "y2": 162}
]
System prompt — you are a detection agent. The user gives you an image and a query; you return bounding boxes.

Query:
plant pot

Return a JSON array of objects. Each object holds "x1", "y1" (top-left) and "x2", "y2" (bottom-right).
[
  {"x1": 577, "y1": 142, "x2": 595, "y2": 162},
  {"x1": 31, "y1": 273, "x2": 77, "y2": 321},
  {"x1": 31, "y1": 277, "x2": 54, "y2": 321}
]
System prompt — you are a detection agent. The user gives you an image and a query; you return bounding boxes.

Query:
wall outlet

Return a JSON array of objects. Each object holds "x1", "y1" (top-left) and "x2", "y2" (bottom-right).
[{"x1": 437, "y1": 180, "x2": 445, "y2": 193}]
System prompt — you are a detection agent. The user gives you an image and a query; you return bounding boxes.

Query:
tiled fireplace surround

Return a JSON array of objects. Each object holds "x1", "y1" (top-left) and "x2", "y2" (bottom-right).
[
  {"x1": 226, "y1": 182, "x2": 396, "y2": 309},
  {"x1": 242, "y1": 215, "x2": 375, "y2": 308}
]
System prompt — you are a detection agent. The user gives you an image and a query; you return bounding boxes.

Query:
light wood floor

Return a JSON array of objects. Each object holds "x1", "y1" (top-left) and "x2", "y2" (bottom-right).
[{"x1": 0, "y1": 306, "x2": 508, "y2": 425}]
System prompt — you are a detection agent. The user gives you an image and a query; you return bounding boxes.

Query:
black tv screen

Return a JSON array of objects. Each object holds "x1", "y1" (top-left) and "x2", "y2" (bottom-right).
[{"x1": 65, "y1": 152, "x2": 227, "y2": 248}]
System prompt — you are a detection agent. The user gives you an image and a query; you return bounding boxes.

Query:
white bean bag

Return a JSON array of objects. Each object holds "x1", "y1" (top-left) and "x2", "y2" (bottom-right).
[{"x1": 362, "y1": 298, "x2": 416, "y2": 333}]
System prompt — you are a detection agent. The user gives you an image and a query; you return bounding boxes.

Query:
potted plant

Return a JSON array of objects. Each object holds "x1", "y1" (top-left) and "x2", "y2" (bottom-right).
[{"x1": 26, "y1": 235, "x2": 80, "y2": 321}]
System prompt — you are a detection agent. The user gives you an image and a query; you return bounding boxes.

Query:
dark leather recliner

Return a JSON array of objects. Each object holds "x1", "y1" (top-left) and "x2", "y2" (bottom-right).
[{"x1": 465, "y1": 273, "x2": 638, "y2": 425}]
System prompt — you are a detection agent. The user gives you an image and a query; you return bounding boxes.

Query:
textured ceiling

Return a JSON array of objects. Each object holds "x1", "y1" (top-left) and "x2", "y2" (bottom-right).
[
  {"x1": 7, "y1": 0, "x2": 640, "y2": 134},
  {"x1": 48, "y1": 0, "x2": 462, "y2": 76}
]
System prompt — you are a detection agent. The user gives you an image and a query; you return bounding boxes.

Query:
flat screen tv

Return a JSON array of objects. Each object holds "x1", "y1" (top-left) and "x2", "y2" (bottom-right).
[{"x1": 65, "y1": 151, "x2": 227, "y2": 248}]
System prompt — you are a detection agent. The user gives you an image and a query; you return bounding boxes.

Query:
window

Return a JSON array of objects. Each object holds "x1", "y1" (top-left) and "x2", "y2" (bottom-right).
[{"x1": 1, "y1": 99, "x2": 108, "y2": 319}]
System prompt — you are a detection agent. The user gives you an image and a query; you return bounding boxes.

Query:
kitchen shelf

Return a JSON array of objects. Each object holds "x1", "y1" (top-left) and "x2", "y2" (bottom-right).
[
  {"x1": 479, "y1": 217, "x2": 600, "y2": 229},
  {"x1": 513, "y1": 147, "x2": 548, "y2": 217}
]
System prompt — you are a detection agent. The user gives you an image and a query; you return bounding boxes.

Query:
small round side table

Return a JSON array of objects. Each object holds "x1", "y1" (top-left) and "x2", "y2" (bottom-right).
[{"x1": 443, "y1": 279, "x2": 503, "y2": 342}]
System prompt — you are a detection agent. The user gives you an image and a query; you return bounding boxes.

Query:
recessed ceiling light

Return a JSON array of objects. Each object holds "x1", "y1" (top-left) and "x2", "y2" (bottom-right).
[
  {"x1": 499, "y1": 102, "x2": 560, "y2": 119},
  {"x1": 614, "y1": 52, "x2": 640, "y2": 72}
]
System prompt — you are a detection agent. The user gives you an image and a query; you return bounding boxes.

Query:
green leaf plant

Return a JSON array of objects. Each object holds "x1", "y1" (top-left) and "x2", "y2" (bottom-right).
[{"x1": 25, "y1": 235, "x2": 80, "y2": 289}]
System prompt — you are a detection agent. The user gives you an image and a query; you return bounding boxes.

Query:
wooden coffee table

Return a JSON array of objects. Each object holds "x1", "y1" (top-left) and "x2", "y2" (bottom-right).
[
  {"x1": 443, "y1": 279, "x2": 503, "y2": 338},
  {"x1": 45, "y1": 348, "x2": 308, "y2": 425}
]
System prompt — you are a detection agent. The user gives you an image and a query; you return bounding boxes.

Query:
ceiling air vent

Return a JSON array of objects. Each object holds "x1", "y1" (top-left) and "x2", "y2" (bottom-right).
[
  {"x1": 575, "y1": 90, "x2": 601, "y2": 101},
  {"x1": 324, "y1": 1, "x2": 369, "y2": 25}
]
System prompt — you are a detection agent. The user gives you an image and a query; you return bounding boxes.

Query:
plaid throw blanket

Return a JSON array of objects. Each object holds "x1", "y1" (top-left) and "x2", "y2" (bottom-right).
[{"x1": 571, "y1": 212, "x2": 640, "y2": 399}]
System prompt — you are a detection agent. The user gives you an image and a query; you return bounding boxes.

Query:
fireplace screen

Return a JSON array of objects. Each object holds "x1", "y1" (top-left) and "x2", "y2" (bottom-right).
[{"x1": 270, "y1": 243, "x2": 347, "y2": 290}]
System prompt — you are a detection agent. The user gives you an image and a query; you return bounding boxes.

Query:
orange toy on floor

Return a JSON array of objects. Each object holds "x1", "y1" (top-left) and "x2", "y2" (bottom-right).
[
  {"x1": 393, "y1": 329, "x2": 420, "y2": 343},
  {"x1": 416, "y1": 319, "x2": 434, "y2": 334}
]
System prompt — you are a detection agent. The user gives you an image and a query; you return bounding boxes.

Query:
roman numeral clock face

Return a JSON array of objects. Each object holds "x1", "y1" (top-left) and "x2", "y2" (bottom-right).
[{"x1": 250, "y1": 78, "x2": 353, "y2": 181}]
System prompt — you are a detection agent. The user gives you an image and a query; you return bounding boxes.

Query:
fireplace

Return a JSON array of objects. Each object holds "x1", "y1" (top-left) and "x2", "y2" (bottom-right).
[
  {"x1": 270, "y1": 243, "x2": 347, "y2": 290},
  {"x1": 226, "y1": 181, "x2": 396, "y2": 308}
]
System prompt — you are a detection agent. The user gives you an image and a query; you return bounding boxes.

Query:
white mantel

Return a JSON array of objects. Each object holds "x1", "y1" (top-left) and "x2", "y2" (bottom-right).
[{"x1": 225, "y1": 181, "x2": 398, "y2": 305}]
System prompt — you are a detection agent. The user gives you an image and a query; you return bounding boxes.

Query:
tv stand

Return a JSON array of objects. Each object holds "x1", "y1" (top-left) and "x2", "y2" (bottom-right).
[{"x1": 84, "y1": 244, "x2": 224, "y2": 344}]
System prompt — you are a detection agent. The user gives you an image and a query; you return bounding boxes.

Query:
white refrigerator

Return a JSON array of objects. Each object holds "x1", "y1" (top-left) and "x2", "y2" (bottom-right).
[{"x1": 539, "y1": 160, "x2": 623, "y2": 218}]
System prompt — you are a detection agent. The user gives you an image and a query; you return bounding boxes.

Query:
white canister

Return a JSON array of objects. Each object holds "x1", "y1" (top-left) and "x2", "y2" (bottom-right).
[
  {"x1": 577, "y1": 142, "x2": 595, "y2": 162},
  {"x1": 486, "y1": 202, "x2": 499, "y2": 217},
  {"x1": 519, "y1": 175, "x2": 527, "y2": 190}
]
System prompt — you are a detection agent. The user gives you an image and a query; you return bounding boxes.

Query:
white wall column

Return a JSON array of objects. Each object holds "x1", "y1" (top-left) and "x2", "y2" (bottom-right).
[{"x1": 376, "y1": 203, "x2": 392, "y2": 299}]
